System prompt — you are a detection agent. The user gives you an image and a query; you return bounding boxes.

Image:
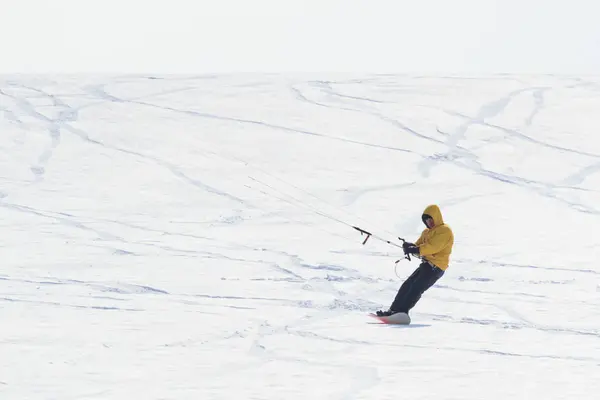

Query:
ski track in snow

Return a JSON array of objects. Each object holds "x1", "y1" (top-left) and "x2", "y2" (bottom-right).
[
  {"x1": 561, "y1": 160, "x2": 600, "y2": 186},
  {"x1": 1, "y1": 75, "x2": 600, "y2": 399},
  {"x1": 295, "y1": 80, "x2": 600, "y2": 215},
  {"x1": 0, "y1": 80, "x2": 249, "y2": 207}
]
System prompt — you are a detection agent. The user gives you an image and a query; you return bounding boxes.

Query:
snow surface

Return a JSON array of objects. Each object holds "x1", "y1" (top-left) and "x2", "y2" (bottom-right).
[{"x1": 1, "y1": 74, "x2": 600, "y2": 399}]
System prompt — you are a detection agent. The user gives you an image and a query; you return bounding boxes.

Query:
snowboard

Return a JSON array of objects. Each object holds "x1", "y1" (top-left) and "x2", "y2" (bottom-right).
[{"x1": 369, "y1": 312, "x2": 411, "y2": 325}]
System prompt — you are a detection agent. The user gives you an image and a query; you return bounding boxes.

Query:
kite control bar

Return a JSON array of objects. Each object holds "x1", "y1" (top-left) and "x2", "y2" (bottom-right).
[{"x1": 352, "y1": 226, "x2": 414, "y2": 262}]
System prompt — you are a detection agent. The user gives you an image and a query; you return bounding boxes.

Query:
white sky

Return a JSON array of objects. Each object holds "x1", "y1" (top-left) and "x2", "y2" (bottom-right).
[{"x1": 1, "y1": 0, "x2": 599, "y2": 74}]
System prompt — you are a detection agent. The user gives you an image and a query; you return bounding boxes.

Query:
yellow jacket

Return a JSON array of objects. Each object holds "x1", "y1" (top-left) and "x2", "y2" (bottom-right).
[{"x1": 414, "y1": 204, "x2": 454, "y2": 270}]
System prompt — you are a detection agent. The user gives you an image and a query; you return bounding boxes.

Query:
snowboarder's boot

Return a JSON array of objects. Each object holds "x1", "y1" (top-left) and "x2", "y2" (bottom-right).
[{"x1": 376, "y1": 309, "x2": 408, "y2": 317}]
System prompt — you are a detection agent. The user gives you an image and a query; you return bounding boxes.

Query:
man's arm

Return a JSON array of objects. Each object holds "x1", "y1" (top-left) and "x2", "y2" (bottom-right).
[
  {"x1": 418, "y1": 228, "x2": 451, "y2": 256},
  {"x1": 414, "y1": 231, "x2": 425, "y2": 246}
]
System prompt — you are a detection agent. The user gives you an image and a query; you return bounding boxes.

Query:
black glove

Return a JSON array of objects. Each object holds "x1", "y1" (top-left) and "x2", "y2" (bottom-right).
[{"x1": 403, "y1": 242, "x2": 419, "y2": 256}]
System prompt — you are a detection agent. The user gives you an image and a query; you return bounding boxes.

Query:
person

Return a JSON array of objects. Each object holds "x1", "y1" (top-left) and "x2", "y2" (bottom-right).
[{"x1": 376, "y1": 204, "x2": 454, "y2": 317}]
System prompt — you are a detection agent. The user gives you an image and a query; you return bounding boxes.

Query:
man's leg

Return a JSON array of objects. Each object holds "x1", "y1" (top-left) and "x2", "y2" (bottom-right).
[
  {"x1": 389, "y1": 262, "x2": 427, "y2": 313},
  {"x1": 402, "y1": 264, "x2": 445, "y2": 313}
]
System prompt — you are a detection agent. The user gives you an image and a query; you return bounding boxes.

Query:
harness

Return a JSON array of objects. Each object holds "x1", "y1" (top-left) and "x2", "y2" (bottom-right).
[{"x1": 423, "y1": 258, "x2": 443, "y2": 272}]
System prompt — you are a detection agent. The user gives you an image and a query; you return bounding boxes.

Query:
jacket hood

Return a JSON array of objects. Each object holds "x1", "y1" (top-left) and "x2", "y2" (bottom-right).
[{"x1": 422, "y1": 204, "x2": 444, "y2": 227}]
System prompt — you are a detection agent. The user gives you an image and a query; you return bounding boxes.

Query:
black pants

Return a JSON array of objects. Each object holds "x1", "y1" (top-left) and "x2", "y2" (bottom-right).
[{"x1": 390, "y1": 261, "x2": 444, "y2": 313}]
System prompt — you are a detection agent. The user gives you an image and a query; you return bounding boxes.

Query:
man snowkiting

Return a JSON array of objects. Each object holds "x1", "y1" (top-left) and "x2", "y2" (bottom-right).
[{"x1": 376, "y1": 204, "x2": 454, "y2": 317}]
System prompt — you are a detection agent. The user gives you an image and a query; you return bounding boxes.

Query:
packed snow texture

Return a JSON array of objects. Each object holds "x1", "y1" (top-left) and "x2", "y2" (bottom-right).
[{"x1": 1, "y1": 74, "x2": 600, "y2": 399}]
